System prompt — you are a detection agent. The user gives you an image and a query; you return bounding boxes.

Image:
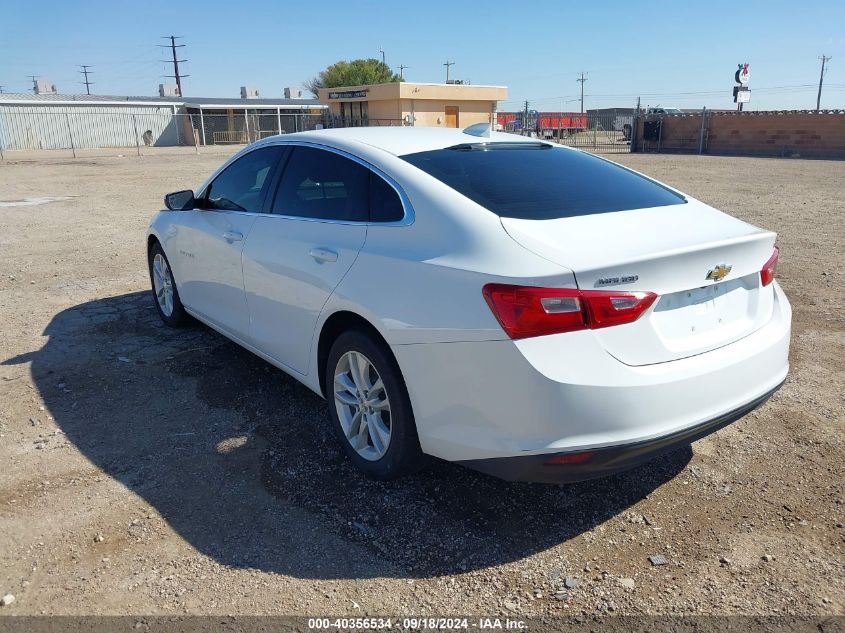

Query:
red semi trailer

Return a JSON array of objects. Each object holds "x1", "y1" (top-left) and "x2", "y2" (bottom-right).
[{"x1": 496, "y1": 111, "x2": 587, "y2": 138}]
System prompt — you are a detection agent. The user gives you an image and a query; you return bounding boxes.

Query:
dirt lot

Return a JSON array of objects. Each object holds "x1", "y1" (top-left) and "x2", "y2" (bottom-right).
[{"x1": 0, "y1": 148, "x2": 843, "y2": 618}]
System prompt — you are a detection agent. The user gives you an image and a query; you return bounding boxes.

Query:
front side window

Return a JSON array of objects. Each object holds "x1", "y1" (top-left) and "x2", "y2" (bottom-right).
[
  {"x1": 204, "y1": 146, "x2": 282, "y2": 212},
  {"x1": 272, "y1": 146, "x2": 369, "y2": 221},
  {"x1": 401, "y1": 143, "x2": 685, "y2": 220}
]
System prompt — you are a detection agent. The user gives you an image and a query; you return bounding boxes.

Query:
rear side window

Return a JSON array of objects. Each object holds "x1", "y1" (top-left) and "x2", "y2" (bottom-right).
[
  {"x1": 272, "y1": 146, "x2": 368, "y2": 221},
  {"x1": 400, "y1": 143, "x2": 685, "y2": 220},
  {"x1": 204, "y1": 146, "x2": 282, "y2": 212},
  {"x1": 369, "y1": 171, "x2": 405, "y2": 222}
]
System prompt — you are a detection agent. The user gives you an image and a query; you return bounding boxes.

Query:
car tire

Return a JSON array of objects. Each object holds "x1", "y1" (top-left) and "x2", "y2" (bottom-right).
[
  {"x1": 325, "y1": 329, "x2": 424, "y2": 480},
  {"x1": 148, "y1": 242, "x2": 189, "y2": 327}
]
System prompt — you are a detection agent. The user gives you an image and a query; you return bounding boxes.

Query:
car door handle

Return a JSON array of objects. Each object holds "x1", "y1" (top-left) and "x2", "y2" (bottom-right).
[
  {"x1": 309, "y1": 247, "x2": 338, "y2": 263},
  {"x1": 222, "y1": 230, "x2": 243, "y2": 242}
]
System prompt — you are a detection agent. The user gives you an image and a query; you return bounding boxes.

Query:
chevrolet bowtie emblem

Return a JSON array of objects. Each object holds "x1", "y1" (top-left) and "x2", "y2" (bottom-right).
[{"x1": 706, "y1": 264, "x2": 732, "y2": 282}]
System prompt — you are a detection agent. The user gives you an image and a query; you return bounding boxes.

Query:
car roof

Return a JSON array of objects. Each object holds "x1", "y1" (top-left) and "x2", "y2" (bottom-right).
[{"x1": 272, "y1": 126, "x2": 543, "y2": 156}]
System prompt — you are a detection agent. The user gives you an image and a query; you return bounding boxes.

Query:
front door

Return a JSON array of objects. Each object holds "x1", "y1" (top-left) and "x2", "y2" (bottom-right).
[
  {"x1": 174, "y1": 145, "x2": 284, "y2": 340},
  {"x1": 243, "y1": 145, "x2": 369, "y2": 374},
  {"x1": 445, "y1": 106, "x2": 459, "y2": 128}
]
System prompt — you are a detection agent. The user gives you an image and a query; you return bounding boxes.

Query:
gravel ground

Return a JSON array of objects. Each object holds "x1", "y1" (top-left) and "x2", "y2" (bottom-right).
[{"x1": 0, "y1": 148, "x2": 842, "y2": 617}]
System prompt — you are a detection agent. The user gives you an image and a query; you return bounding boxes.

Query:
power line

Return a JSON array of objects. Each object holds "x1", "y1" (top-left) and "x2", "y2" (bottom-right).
[
  {"x1": 577, "y1": 72, "x2": 588, "y2": 114},
  {"x1": 158, "y1": 35, "x2": 188, "y2": 96},
  {"x1": 443, "y1": 60, "x2": 455, "y2": 83},
  {"x1": 501, "y1": 83, "x2": 828, "y2": 107},
  {"x1": 78, "y1": 65, "x2": 94, "y2": 95},
  {"x1": 816, "y1": 55, "x2": 832, "y2": 111}
]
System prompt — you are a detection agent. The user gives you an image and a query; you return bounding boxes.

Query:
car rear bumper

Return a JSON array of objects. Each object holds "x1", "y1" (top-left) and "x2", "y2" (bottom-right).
[
  {"x1": 391, "y1": 282, "x2": 791, "y2": 471},
  {"x1": 456, "y1": 379, "x2": 783, "y2": 483}
]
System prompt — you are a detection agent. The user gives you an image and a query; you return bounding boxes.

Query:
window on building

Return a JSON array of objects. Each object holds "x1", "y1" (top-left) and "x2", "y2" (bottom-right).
[{"x1": 340, "y1": 101, "x2": 368, "y2": 123}]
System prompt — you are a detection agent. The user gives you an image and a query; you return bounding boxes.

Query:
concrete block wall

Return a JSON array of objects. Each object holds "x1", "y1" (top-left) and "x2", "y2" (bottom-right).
[{"x1": 634, "y1": 110, "x2": 845, "y2": 158}]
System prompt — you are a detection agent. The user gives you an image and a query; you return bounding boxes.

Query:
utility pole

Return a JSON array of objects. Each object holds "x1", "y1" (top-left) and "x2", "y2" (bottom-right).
[
  {"x1": 577, "y1": 72, "x2": 588, "y2": 115},
  {"x1": 379, "y1": 47, "x2": 386, "y2": 65},
  {"x1": 444, "y1": 60, "x2": 455, "y2": 83},
  {"x1": 28, "y1": 75, "x2": 38, "y2": 94},
  {"x1": 0, "y1": 86, "x2": 5, "y2": 94},
  {"x1": 523, "y1": 99, "x2": 529, "y2": 137},
  {"x1": 397, "y1": 64, "x2": 409, "y2": 79},
  {"x1": 159, "y1": 35, "x2": 188, "y2": 97},
  {"x1": 816, "y1": 55, "x2": 832, "y2": 111},
  {"x1": 78, "y1": 65, "x2": 93, "y2": 95}
]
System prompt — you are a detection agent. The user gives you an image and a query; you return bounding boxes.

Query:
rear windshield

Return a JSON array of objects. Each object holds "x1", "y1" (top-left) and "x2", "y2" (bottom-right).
[{"x1": 400, "y1": 143, "x2": 685, "y2": 220}]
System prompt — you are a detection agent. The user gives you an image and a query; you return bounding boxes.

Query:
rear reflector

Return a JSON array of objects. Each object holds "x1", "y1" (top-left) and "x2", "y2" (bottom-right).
[
  {"x1": 544, "y1": 451, "x2": 594, "y2": 465},
  {"x1": 760, "y1": 246, "x2": 779, "y2": 286},
  {"x1": 482, "y1": 283, "x2": 657, "y2": 339}
]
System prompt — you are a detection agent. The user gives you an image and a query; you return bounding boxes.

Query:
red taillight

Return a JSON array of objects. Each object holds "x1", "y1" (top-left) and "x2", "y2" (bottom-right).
[
  {"x1": 544, "y1": 451, "x2": 595, "y2": 465},
  {"x1": 482, "y1": 283, "x2": 657, "y2": 340},
  {"x1": 760, "y1": 246, "x2": 779, "y2": 286}
]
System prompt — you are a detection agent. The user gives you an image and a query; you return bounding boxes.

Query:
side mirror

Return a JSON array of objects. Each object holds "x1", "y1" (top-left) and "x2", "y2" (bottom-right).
[{"x1": 164, "y1": 190, "x2": 196, "y2": 211}]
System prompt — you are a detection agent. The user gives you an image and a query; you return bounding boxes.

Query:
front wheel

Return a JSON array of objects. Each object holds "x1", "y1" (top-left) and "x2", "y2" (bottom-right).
[
  {"x1": 326, "y1": 330, "x2": 423, "y2": 480},
  {"x1": 148, "y1": 242, "x2": 189, "y2": 327}
]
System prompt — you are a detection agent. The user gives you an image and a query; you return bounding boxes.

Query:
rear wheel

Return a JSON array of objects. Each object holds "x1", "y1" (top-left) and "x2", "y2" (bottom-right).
[
  {"x1": 326, "y1": 330, "x2": 423, "y2": 480},
  {"x1": 148, "y1": 242, "x2": 189, "y2": 327}
]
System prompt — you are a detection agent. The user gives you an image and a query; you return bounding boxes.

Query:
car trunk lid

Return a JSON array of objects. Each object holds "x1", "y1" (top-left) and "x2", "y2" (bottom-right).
[{"x1": 501, "y1": 200, "x2": 777, "y2": 365}]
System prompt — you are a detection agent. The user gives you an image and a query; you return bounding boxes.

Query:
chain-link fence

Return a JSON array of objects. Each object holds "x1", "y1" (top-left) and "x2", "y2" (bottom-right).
[
  {"x1": 1, "y1": 107, "x2": 643, "y2": 160},
  {"x1": 323, "y1": 116, "x2": 406, "y2": 128},
  {"x1": 0, "y1": 109, "x2": 331, "y2": 159},
  {"x1": 498, "y1": 110, "x2": 634, "y2": 154}
]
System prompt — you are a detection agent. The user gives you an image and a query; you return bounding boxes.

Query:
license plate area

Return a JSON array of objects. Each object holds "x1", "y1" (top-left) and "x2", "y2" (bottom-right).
[{"x1": 652, "y1": 277, "x2": 757, "y2": 348}]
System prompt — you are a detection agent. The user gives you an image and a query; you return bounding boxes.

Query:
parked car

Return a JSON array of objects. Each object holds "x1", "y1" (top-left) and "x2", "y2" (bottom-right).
[
  {"x1": 612, "y1": 114, "x2": 634, "y2": 141},
  {"x1": 646, "y1": 106, "x2": 684, "y2": 115},
  {"x1": 147, "y1": 126, "x2": 791, "y2": 483}
]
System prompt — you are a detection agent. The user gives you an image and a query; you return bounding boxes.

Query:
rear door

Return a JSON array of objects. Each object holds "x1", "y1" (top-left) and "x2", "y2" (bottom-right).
[
  {"x1": 242, "y1": 145, "x2": 372, "y2": 374},
  {"x1": 173, "y1": 145, "x2": 284, "y2": 339}
]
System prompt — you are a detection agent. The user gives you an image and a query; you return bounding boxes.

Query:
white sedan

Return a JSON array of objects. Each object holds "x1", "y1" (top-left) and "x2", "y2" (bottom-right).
[{"x1": 147, "y1": 126, "x2": 791, "y2": 483}]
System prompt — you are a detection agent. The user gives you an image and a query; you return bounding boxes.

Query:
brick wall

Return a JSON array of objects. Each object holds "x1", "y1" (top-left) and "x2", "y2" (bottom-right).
[{"x1": 634, "y1": 110, "x2": 845, "y2": 158}]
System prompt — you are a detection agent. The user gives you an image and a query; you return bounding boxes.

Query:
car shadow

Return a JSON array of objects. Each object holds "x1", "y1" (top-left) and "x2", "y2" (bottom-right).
[{"x1": 4, "y1": 291, "x2": 692, "y2": 579}]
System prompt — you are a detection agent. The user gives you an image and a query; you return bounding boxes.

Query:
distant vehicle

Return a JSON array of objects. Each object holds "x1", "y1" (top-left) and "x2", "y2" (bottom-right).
[
  {"x1": 646, "y1": 107, "x2": 684, "y2": 115},
  {"x1": 497, "y1": 111, "x2": 588, "y2": 139},
  {"x1": 148, "y1": 126, "x2": 790, "y2": 483},
  {"x1": 612, "y1": 114, "x2": 634, "y2": 141}
]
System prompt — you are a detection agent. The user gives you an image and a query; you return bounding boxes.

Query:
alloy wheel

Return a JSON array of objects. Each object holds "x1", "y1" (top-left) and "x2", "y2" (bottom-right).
[
  {"x1": 333, "y1": 350, "x2": 392, "y2": 461},
  {"x1": 152, "y1": 253, "x2": 174, "y2": 317}
]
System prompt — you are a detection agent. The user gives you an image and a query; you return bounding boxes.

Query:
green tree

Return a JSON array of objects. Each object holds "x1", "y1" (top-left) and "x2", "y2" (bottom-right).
[{"x1": 304, "y1": 58, "x2": 403, "y2": 96}]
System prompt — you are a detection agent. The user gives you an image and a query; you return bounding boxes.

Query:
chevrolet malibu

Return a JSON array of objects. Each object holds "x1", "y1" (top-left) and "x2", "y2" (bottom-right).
[{"x1": 147, "y1": 126, "x2": 791, "y2": 483}]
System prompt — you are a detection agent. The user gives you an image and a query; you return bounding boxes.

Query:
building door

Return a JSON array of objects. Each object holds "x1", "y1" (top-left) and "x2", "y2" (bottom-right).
[{"x1": 445, "y1": 106, "x2": 459, "y2": 128}]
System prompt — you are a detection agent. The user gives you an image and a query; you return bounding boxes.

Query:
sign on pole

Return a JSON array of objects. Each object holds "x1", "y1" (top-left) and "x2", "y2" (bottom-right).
[{"x1": 733, "y1": 63, "x2": 751, "y2": 109}]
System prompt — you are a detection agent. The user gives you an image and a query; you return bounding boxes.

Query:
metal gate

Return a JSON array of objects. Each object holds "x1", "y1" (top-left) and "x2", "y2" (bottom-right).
[
  {"x1": 635, "y1": 112, "x2": 708, "y2": 154},
  {"x1": 498, "y1": 109, "x2": 634, "y2": 154}
]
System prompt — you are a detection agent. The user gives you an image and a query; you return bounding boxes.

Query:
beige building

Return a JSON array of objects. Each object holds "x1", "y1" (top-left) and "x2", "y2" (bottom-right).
[{"x1": 318, "y1": 82, "x2": 508, "y2": 128}]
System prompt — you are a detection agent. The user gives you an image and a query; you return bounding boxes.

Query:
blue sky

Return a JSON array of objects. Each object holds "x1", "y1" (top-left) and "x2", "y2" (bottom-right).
[{"x1": 2, "y1": 0, "x2": 843, "y2": 111}]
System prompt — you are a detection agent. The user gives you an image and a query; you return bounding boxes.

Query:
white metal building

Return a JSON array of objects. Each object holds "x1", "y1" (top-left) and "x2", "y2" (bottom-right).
[{"x1": 0, "y1": 93, "x2": 327, "y2": 151}]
